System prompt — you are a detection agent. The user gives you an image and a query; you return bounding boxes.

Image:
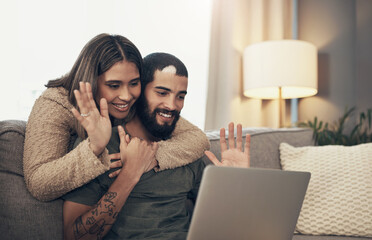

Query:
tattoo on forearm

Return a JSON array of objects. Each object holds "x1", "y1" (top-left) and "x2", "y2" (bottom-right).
[
  {"x1": 100, "y1": 192, "x2": 117, "y2": 217},
  {"x1": 86, "y1": 216, "x2": 96, "y2": 225},
  {"x1": 73, "y1": 192, "x2": 119, "y2": 239},
  {"x1": 91, "y1": 207, "x2": 99, "y2": 217},
  {"x1": 88, "y1": 218, "x2": 105, "y2": 235},
  {"x1": 73, "y1": 216, "x2": 87, "y2": 239}
]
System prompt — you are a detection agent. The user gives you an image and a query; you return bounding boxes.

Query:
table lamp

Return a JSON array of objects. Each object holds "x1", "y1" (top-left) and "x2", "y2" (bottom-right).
[{"x1": 243, "y1": 40, "x2": 317, "y2": 127}]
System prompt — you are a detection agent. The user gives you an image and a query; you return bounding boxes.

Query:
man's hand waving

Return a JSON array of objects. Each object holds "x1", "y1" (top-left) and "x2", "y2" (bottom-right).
[{"x1": 205, "y1": 122, "x2": 250, "y2": 168}]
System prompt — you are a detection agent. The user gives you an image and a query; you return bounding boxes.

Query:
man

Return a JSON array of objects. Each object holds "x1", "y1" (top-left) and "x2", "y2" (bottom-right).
[{"x1": 63, "y1": 53, "x2": 250, "y2": 240}]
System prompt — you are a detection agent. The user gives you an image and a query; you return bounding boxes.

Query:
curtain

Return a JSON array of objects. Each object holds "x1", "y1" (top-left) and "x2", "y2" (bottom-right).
[{"x1": 205, "y1": 0, "x2": 293, "y2": 130}]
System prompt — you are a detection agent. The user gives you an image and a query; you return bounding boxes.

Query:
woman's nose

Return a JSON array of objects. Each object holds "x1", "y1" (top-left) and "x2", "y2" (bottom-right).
[{"x1": 119, "y1": 87, "x2": 130, "y2": 101}]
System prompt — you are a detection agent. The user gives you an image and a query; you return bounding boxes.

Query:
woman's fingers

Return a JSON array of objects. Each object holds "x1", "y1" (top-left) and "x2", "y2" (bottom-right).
[
  {"x1": 86, "y1": 83, "x2": 100, "y2": 115},
  {"x1": 109, "y1": 153, "x2": 123, "y2": 178},
  {"x1": 110, "y1": 160, "x2": 122, "y2": 168},
  {"x1": 151, "y1": 142, "x2": 159, "y2": 152},
  {"x1": 99, "y1": 98, "x2": 109, "y2": 119},
  {"x1": 79, "y1": 82, "x2": 90, "y2": 113},
  {"x1": 109, "y1": 152, "x2": 122, "y2": 169},
  {"x1": 110, "y1": 153, "x2": 121, "y2": 161},
  {"x1": 73, "y1": 89, "x2": 83, "y2": 111},
  {"x1": 71, "y1": 107, "x2": 85, "y2": 123},
  {"x1": 86, "y1": 82, "x2": 95, "y2": 112},
  {"x1": 109, "y1": 169, "x2": 121, "y2": 178},
  {"x1": 73, "y1": 82, "x2": 91, "y2": 117},
  {"x1": 145, "y1": 158, "x2": 158, "y2": 173}
]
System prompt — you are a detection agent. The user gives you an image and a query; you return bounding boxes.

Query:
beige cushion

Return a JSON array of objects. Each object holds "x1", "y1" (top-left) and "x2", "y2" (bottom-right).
[{"x1": 280, "y1": 142, "x2": 372, "y2": 238}]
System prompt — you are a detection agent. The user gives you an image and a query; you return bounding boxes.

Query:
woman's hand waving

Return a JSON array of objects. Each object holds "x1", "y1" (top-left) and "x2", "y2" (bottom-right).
[{"x1": 71, "y1": 82, "x2": 112, "y2": 156}]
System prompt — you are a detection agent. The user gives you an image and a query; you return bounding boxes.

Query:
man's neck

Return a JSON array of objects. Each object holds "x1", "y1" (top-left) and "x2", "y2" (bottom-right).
[{"x1": 125, "y1": 114, "x2": 160, "y2": 142}]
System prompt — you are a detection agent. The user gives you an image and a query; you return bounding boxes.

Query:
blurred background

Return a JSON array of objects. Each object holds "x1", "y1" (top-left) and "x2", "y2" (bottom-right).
[
  {"x1": 0, "y1": 0, "x2": 212, "y2": 129},
  {"x1": 1, "y1": 0, "x2": 371, "y2": 131}
]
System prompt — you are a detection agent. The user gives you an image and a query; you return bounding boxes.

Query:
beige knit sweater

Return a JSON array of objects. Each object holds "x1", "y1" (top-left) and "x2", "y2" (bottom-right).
[{"x1": 23, "y1": 87, "x2": 210, "y2": 201}]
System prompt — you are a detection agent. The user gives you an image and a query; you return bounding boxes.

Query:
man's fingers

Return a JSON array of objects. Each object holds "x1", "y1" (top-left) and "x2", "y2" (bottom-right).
[
  {"x1": 125, "y1": 134, "x2": 131, "y2": 143},
  {"x1": 228, "y1": 122, "x2": 235, "y2": 149},
  {"x1": 205, "y1": 151, "x2": 222, "y2": 166},
  {"x1": 219, "y1": 128, "x2": 228, "y2": 152},
  {"x1": 118, "y1": 125, "x2": 128, "y2": 149},
  {"x1": 118, "y1": 125, "x2": 125, "y2": 138},
  {"x1": 244, "y1": 134, "x2": 251, "y2": 167},
  {"x1": 244, "y1": 134, "x2": 251, "y2": 153},
  {"x1": 236, "y1": 123, "x2": 243, "y2": 150}
]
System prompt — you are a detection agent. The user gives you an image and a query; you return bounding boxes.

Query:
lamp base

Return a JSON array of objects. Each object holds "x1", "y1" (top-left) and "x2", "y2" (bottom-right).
[{"x1": 279, "y1": 87, "x2": 283, "y2": 128}]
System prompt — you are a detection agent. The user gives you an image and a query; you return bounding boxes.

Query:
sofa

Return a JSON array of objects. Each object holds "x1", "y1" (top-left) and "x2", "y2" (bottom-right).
[{"x1": 0, "y1": 119, "x2": 370, "y2": 240}]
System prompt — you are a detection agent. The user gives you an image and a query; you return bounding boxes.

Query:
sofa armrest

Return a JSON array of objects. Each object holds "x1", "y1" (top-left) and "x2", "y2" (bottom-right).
[{"x1": 0, "y1": 120, "x2": 63, "y2": 240}]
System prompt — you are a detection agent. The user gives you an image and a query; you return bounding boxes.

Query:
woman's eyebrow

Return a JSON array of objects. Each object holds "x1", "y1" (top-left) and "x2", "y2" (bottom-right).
[
  {"x1": 105, "y1": 80, "x2": 121, "y2": 83},
  {"x1": 105, "y1": 77, "x2": 140, "y2": 83}
]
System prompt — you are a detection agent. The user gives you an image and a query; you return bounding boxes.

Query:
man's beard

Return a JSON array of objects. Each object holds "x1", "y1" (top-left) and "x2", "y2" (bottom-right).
[{"x1": 137, "y1": 98, "x2": 180, "y2": 140}]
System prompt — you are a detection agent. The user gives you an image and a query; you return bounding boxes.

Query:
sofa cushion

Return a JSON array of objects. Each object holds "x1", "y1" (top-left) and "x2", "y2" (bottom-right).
[
  {"x1": 203, "y1": 127, "x2": 314, "y2": 169},
  {"x1": 0, "y1": 120, "x2": 63, "y2": 240},
  {"x1": 280, "y1": 143, "x2": 372, "y2": 238},
  {"x1": 293, "y1": 234, "x2": 372, "y2": 240}
]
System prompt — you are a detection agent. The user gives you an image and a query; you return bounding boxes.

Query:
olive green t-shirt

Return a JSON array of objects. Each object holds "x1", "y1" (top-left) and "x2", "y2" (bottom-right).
[{"x1": 63, "y1": 127, "x2": 205, "y2": 239}]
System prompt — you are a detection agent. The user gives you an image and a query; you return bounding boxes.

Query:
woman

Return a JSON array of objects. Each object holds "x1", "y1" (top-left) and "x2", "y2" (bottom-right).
[{"x1": 23, "y1": 33, "x2": 210, "y2": 201}]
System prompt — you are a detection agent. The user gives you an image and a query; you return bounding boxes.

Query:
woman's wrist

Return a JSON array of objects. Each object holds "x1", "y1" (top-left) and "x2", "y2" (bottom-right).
[{"x1": 88, "y1": 140, "x2": 105, "y2": 156}]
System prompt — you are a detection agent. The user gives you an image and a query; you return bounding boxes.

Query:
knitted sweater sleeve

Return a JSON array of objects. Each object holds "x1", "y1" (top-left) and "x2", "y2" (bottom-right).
[
  {"x1": 156, "y1": 117, "x2": 210, "y2": 171},
  {"x1": 23, "y1": 89, "x2": 110, "y2": 201}
]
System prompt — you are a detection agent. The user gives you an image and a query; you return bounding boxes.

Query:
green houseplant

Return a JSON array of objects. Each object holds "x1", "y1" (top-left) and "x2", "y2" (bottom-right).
[{"x1": 298, "y1": 107, "x2": 372, "y2": 146}]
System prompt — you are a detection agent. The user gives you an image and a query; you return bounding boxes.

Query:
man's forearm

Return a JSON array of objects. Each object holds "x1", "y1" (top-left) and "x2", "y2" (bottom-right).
[
  {"x1": 64, "y1": 174, "x2": 139, "y2": 240},
  {"x1": 72, "y1": 192, "x2": 118, "y2": 240}
]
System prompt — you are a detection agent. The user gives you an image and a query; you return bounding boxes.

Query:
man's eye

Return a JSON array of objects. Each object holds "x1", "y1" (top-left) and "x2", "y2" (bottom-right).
[
  {"x1": 156, "y1": 91, "x2": 167, "y2": 96},
  {"x1": 129, "y1": 81, "x2": 139, "y2": 87},
  {"x1": 178, "y1": 95, "x2": 185, "y2": 100}
]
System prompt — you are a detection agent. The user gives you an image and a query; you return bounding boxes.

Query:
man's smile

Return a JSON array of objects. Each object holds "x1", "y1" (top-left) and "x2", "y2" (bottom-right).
[
  {"x1": 156, "y1": 109, "x2": 177, "y2": 123},
  {"x1": 159, "y1": 112, "x2": 172, "y2": 118}
]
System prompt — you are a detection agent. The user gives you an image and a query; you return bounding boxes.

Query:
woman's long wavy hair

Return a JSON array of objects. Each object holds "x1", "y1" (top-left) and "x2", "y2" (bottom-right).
[{"x1": 46, "y1": 33, "x2": 143, "y2": 138}]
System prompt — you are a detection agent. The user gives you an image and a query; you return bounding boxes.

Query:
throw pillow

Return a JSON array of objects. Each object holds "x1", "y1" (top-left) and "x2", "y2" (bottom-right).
[{"x1": 279, "y1": 142, "x2": 372, "y2": 237}]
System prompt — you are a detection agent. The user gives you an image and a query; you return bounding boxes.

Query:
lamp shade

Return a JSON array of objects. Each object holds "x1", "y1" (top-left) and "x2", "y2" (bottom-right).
[{"x1": 243, "y1": 40, "x2": 317, "y2": 99}]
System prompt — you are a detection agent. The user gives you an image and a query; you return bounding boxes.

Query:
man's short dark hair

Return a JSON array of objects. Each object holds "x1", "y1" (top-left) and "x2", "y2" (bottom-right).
[{"x1": 141, "y1": 52, "x2": 188, "y2": 92}]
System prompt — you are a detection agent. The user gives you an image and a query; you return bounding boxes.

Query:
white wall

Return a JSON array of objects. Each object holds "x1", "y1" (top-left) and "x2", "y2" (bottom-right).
[{"x1": 0, "y1": 0, "x2": 212, "y2": 129}]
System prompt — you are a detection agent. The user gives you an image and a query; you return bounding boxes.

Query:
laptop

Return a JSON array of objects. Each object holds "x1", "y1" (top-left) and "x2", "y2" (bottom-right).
[{"x1": 187, "y1": 165, "x2": 310, "y2": 240}]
